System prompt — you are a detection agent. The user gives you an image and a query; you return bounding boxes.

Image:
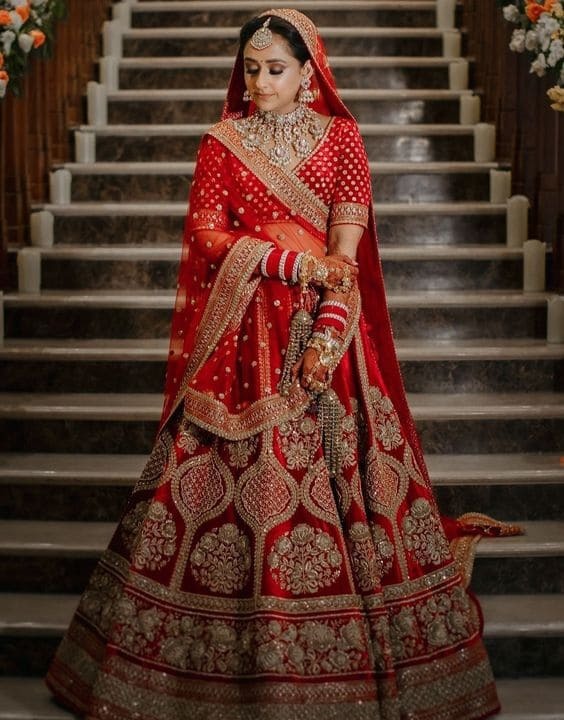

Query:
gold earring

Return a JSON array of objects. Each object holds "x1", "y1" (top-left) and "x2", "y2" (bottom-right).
[{"x1": 299, "y1": 76, "x2": 314, "y2": 105}]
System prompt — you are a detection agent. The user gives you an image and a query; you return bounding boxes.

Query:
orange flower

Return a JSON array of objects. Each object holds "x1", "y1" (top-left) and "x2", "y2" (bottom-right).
[
  {"x1": 0, "y1": 53, "x2": 4, "y2": 70},
  {"x1": 0, "y1": 70, "x2": 9, "y2": 82},
  {"x1": 30, "y1": 30, "x2": 46, "y2": 48},
  {"x1": 526, "y1": 0, "x2": 555, "y2": 21},
  {"x1": 16, "y1": 4, "x2": 30, "y2": 23},
  {"x1": 0, "y1": 10, "x2": 11, "y2": 25}
]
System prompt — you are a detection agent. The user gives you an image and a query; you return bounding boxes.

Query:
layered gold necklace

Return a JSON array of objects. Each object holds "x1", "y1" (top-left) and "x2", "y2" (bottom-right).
[{"x1": 235, "y1": 105, "x2": 324, "y2": 168}]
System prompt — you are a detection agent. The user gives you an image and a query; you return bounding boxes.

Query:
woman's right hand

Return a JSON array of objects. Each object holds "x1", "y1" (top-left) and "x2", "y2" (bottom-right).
[{"x1": 308, "y1": 253, "x2": 359, "y2": 291}]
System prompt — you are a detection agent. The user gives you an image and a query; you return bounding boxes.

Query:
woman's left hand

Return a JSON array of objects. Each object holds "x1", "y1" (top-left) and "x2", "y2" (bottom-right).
[{"x1": 291, "y1": 347, "x2": 330, "y2": 394}]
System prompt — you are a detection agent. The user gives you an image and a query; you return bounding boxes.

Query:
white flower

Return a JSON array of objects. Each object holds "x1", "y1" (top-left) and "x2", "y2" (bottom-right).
[
  {"x1": 509, "y1": 28, "x2": 526, "y2": 52},
  {"x1": 0, "y1": 79, "x2": 7, "y2": 98},
  {"x1": 8, "y1": 11, "x2": 23, "y2": 31},
  {"x1": 525, "y1": 29, "x2": 539, "y2": 51},
  {"x1": 1, "y1": 30, "x2": 16, "y2": 55},
  {"x1": 503, "y1": 4, "x2": 521, "y2": 23},
  {"x1": 530, "y1": 53, "x2": 548, "y2": 76},
  {"x1": 547, "y1": 39, "x2": 564, "y2": 66},
  {"x1": 18, "y1": 33, "x2": 34, "y2": 53},
  {"x1": 8, "y1": 0, "x2": 29, "y2": 7},
  {"x1": 537, "y1": 14, "x2": 560, "y2": 51},
  {"x1": 31, "y1": 0, "x2": 48, "y2": 5}
]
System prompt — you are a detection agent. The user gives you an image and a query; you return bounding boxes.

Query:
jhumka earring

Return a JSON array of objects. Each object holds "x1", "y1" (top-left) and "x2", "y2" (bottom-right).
[
  {"x1": 298, "y1": 76, "x2": 315, "y2": 105},
  {"x1": 250, "y1": 18, "x2": 273, "y2": 50},
  {"x1": 243, "y1": 89, "x2": 251, "y2": 102}
]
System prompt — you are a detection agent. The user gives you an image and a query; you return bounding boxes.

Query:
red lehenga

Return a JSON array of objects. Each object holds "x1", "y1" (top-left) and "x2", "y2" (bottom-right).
[{"x1": 46, "y1": 9, "x2": 514, "y2": 720}]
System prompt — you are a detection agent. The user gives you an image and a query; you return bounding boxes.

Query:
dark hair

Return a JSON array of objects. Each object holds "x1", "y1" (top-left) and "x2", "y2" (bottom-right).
[{"x1": 239, "y1": 15, "x2": 310, "y2": 64}]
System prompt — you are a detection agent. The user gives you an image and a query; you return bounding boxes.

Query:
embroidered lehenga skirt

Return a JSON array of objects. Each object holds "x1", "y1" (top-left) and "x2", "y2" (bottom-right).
[
  {"x1": 46, "y1": 118, "x2": 500, "y2": 720},
  {"x1": 46, "y1": 282, "x2": 498, "y2": 720}
]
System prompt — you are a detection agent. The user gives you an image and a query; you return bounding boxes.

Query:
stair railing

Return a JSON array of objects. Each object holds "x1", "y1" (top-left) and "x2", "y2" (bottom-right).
[
  {"x1": 462, "y1": 0, "x2": 564, "y2": 292},
  {"x1": 0, "y1": 0, "x2": 114, "y2": 290}
]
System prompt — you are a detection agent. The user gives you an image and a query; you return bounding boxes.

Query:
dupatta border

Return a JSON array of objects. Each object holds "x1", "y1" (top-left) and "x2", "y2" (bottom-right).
[
  {"x1": 208, "y1": 120, "x2": 330, "y2": 235},
  {"x1": 162, "y1": 237, "x2": 270, "y2": 431}
]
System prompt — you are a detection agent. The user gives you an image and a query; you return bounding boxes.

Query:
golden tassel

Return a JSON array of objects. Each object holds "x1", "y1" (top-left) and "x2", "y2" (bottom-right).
[
  {"x1": 318, "y1": 388, "x2": 342, "y2": 479},
  {"x1": 278, "y1": 308, "x2": 313, "y2": 396}
]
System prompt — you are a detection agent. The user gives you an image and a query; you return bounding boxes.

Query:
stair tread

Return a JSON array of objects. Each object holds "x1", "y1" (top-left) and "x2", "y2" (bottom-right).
[
  {"x1": 3, "y1": 337, "x2": 563, "y2": 362},
  {"x1": 0, "y1": 452, "x2": 562, "y2": 486},
  {"x1": 0, "y1": 675, "x2": 562, "y2": 720},
  {"x1": 0, "y1": 391, "x2": 562, "y2": 420},
  {"x1": 33, "y1": 200, "x2": 508, "y2": 216},
  {"x1": 1, "y1": 592, "x2": 561, "y2": 637},
  {"x1": 61, "y1": 160, "x2": 498, "y2": 174},
  {"x1": 79, "y1": 123, "x2": 476, "y2": 136},
  {"x1": 8, "y1": 243, "x2": 526, "y2": 260},
  {"x1": 131, "y1": 1, "x2": 439, "y2": 12},
  {"x1": 119, "y1": 55, "x2": 456, "y2": 68},
  {"x1": 108, "y1": 88, "x2": 472, "y2": 101},
  {"x1": 4, "y1": 289, "x2": 550, "y2": 309},
  {"x1": 123, "y1": 27, "x2": 448, "y2": 39},
  {"x1": 0, "y1": 520, "x2": 561, "y2": 557}
]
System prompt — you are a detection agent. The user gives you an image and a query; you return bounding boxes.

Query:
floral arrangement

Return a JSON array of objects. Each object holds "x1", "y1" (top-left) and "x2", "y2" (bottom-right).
[
  {"x1": 0, "y1": 0, "x2": 66, "y2": 98},
  {"x1": 500, "y1": 0, "x2": 564, "y2": 110}
]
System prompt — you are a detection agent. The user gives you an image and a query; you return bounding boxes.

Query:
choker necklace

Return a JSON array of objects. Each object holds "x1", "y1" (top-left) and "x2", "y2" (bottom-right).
[{"x1": 235, "y1": 106, "x2": 324, "y2": 168}]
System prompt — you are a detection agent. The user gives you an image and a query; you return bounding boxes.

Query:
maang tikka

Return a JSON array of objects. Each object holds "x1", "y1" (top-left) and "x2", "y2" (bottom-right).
[{"x1": 250, "y1": 18, "x2": 273, "y2": 50}]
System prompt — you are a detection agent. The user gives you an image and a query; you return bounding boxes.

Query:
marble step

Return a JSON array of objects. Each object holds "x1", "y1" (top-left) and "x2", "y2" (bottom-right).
[
  {"x1": 86, "y1": 123, "x2": 476, "y2": 163},
  {"x1": 0, "y1": 391, "x2": 562, "y2": 455},
  {"x1": 122, "y1": 27, "x2": 447, "y2": 58},
  {"x1": 117, "y1": 56, "x2": 455, "y2": 91},
  {"x1": 0, "y1": 521, "x2": 561, "y2": 596},
  {"x1": 1, "y1": 452, "x2": 562, "y2": 522},
  {"x1": 106, "y1": 88, "x2": 468, "y2": 124},
  {"x1": 30, "y1": 201, "x2": 508, "y2": 247},
  {"x1": 62, "y1": 160, "x2": 496, "y2": 204},
  {"x1": 2, "y1": 289, "x2": 548, "y2": 341},
  {"x1": 1, "y1": 677, "x2": 563, "y2": 720},
  {"x1": 0, "y1": 592, "x2": 561, "y2": 678},
  {"x1": 1, "y1": 337, "x2": 561, "y2": 394},
  {"x1": 129, "y1": 1, "x2": 442, "y2": 30},
  {"x1": 9, "y1": 244, "x2": 524, "y2": 292}
]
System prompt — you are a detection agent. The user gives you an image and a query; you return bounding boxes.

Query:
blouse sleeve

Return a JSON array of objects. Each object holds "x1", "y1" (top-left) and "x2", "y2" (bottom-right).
[{"x1": 329, "y1": 119, "x2": 372, "y2": 229}]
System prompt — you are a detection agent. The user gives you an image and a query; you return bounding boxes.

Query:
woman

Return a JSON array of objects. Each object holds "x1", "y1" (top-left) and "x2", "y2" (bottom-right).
[{"x1": 46, "y1": 9, "x2": 516, "y2": 719}]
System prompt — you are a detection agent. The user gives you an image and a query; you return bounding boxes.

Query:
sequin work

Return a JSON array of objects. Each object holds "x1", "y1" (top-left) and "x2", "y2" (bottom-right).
[{"x1": 45, "y1": 9, "x2": 502, "y2": 720}]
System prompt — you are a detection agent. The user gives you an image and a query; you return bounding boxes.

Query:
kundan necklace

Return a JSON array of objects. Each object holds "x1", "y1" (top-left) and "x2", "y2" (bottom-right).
[{"x1": 235, "y1": 105, "x2": 324, "y2": 168}]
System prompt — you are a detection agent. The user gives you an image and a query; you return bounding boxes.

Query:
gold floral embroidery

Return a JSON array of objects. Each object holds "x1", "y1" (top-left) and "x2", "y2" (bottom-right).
[
  {"x1": 132, "y1": 501, "x2": 177, "y2": 572},
  {"x1": 121, "y1": 500, "x2": 150, "y2": 553},
  {"x1": 236, "y1": 447, "x2": 298, "y2": 532},
  {"x1": 268, "y1": 524, "x2": 342, "y2": 594},
  {"x1": 305, "y1": 459, "x2": 339, "y2": 520},
  {"x1": 135, "y1": 429, "x2": 174, "y2": 492},
  {"x1": 330, "y1": 202, "x2": 369, "y2": 228},
  {"x1": 347, "y1": 522, "x2": 380, "y2": 592},
  {"x1": 365, "y1": 447, "x2": 409, "y2": 515},
  {"x1": 370, "y1": 523, "x2": 395, "y2": 579},
  {"x1": 387, "y1": 585, "x2": 479, "y2": 662},
  {"x1": 369, "y1": 386, "x2": 404, "y2": 451},
  {"x1": 277, "y1": 415, "x2": 320, "y2": 470},
  {"x1": 173, "y1": 454, "x2": 225, "y2": 521},
  {"x1": 226, "y1": 436, "x2": 258, "y2": 469},
  {"x1": 190, "y1": 523, "x2": 251, "y2": 594},
  {"x1": 78, "y1": 565, "x2": 123, "y2": 634},
  {"x1": 402, "y1": 498, "x2": 451, "y2": 567},
  {"x1": 177, "y1": 421, "x2": 205, "y2": 455}
]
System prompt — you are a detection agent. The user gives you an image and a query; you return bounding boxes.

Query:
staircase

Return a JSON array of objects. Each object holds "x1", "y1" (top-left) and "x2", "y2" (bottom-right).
[{"x1": 1, "y1": 1, "x2": 563, "y2": 717}]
